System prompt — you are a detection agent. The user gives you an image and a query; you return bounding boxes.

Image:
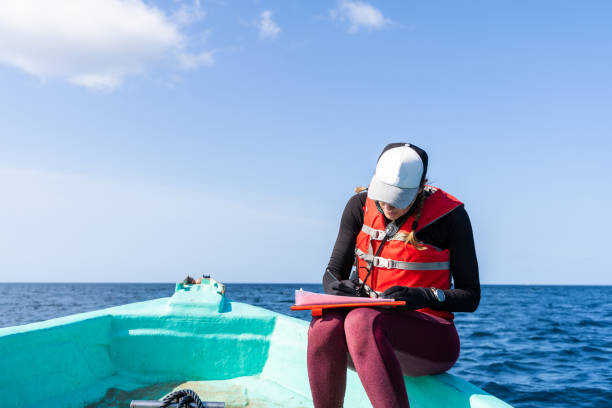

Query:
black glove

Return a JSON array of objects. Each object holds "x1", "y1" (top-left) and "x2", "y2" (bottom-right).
[
  {"x1": 382, "y1": 286, "x2": 436, "y2": 309},
  {"x1": 328, "y1": 279, "x2": 360, "y2": 297}
]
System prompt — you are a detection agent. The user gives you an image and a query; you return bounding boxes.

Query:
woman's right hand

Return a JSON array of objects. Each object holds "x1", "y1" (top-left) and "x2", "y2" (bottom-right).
[{"x1": 328, "y1": 279, "x2": 360, "y2": 297}]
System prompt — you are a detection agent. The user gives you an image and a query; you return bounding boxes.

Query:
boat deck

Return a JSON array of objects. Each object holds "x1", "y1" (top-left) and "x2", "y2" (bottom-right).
[{"x1": 87, "y1": 376, "x2": 313, "y2": 408}]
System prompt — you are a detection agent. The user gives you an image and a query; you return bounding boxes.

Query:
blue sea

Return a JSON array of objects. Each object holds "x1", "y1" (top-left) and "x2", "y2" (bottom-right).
[{"x1": 1, "y1": 283, "x2": 610, "y2": 408}]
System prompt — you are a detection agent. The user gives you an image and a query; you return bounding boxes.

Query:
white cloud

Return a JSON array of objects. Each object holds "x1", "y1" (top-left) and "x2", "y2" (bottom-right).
[
  {"x1": 259, "y1": 10, "x2": 281, "y2": 40},
  {"x1": 70, "y1": 73, "x2": 122, "y2": 89},
  {"x1": 0, "y1": 0, "x2": 211, "y2": 89},
  {"x1": 330, "y1": 1, "x2": 391, "y2": 33},
  {"x1": 171, "y1": 0, "x2": 206, "y2": 26},
  {"x1": 178, "y1": 50, "x2": 215, "y2": 70}
]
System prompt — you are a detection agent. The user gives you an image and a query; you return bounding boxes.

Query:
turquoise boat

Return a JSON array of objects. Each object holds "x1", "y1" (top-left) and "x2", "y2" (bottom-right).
[{"x1": 0, "y1": 278, "x2": 512, "y2": 407}]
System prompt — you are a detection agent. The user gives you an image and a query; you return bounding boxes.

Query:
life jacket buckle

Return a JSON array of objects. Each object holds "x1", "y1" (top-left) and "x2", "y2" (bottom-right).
[
  {"x1": 374, "y1": 230, "x2": 386, "y2": 240},
  {"x1": 373, "y1": 257, "x2": 389, "y2": 268}
]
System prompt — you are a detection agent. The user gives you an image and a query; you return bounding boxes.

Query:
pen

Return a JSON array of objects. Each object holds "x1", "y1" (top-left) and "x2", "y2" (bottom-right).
[{"x1": 325, "y1": 268, "x2": 339, "y2": 282}]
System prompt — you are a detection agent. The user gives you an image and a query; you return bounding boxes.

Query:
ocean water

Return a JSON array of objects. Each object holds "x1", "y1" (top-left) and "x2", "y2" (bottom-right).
[{"x1": 1, "y1": 283, "x2": 610, "y2": 408}]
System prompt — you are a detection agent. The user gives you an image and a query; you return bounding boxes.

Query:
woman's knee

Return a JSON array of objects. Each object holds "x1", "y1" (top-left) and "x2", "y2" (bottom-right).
[
  {"x1": 344, "y1": 308, "x2": 382, "y2": 344},
  {"x1": 308, "y1": 311, "x2": 347, "y2": 351}
]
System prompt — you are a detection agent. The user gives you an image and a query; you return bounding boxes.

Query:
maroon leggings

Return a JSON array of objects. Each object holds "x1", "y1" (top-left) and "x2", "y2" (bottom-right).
[{"x1": 307, "y1": 308, "x2": 460, "y2": 408}]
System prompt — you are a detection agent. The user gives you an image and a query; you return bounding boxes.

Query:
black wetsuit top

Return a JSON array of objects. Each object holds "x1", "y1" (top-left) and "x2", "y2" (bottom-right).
[{"x1": 323, "y1": 192, "x2": 481, "y2": 312}]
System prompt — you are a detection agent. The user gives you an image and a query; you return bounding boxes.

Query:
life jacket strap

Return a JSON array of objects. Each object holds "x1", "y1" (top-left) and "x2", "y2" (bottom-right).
[{"x1": 355, "y1": 248, "x2": 450, "y2": 271}]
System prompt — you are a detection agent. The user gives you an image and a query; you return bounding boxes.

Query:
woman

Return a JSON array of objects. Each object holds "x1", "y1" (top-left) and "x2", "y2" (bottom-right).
[{"x1": 307, "y1": 143, "x2": 480, "y2": 408}]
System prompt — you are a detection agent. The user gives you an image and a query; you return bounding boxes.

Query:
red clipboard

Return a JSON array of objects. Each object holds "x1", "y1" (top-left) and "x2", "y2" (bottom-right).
[{"x1": 291, "y1": 301, "x2": 406, "y2": 317}]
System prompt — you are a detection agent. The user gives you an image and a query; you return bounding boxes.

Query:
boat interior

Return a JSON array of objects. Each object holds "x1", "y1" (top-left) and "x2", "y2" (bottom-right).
[{"x1": 0, "y1": 281, "x2": 510, "y2": 408}]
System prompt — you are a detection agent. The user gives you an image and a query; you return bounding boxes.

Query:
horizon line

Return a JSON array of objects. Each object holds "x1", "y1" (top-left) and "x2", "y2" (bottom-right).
[{"x1": 1, "y1": 282, "x2": 611, "y2": 286}]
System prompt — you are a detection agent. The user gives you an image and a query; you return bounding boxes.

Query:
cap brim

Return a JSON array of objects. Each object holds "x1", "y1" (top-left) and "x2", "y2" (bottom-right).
[{"x1": 367, "y1": 175, "x2": 418, "y2": 209}]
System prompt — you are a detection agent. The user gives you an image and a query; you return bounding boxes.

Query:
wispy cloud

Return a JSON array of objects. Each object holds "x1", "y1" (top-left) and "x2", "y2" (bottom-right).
[
  {"x1": 171, "y1": 0, "x2": 206, "y2": 26},
  {"x1": 0, "y1": 0, "x2": 212, "y2": 90},
  {"x1": 258, "y1": 10, "x2": 281, "y2": 40},
  {"x1": 178, "y1": 50, "x2": 215, "y2": 70},
  {"x1": 330, "y1": 1, "x2": 391, "y2": 33}
]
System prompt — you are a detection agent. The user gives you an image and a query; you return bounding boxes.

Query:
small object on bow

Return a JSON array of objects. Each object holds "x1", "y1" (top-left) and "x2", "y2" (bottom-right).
[{"x1": 183, "y1": 276, "x2": 196, "y2": 285}]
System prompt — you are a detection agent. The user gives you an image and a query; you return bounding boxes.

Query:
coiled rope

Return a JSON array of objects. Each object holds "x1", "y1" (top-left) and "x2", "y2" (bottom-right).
[{"x1": 160, "y1": 389, "x2": 206, "y2": 408}]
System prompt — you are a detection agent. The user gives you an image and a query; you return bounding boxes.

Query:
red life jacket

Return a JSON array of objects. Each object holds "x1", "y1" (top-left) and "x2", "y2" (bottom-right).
[{"x1": 355, "y1": 186, "x2": 462, "y2": 321}]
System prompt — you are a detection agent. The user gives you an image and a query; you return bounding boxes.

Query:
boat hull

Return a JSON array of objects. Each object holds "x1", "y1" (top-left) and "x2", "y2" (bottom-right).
[{"x1": 0, "y1": 282, "x2": 512, "y2": 407}]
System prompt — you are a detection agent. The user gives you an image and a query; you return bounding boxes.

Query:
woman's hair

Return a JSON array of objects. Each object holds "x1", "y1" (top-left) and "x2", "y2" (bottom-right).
[{"x1": 354, "y1": 181, "x2": 428, "y2": 250}]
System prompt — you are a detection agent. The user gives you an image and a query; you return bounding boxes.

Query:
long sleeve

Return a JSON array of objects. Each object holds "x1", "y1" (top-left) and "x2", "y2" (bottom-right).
[{"x1": 419, "y1": 206, "x2": 481, "y2": 312}]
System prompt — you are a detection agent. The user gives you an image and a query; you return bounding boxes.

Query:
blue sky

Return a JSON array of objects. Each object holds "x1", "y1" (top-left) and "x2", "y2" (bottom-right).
[{"x1": 1, "y1": 1, "x2": 611, "y2": 284}]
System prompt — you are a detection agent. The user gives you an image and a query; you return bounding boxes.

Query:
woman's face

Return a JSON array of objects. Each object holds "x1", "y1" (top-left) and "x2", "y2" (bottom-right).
[{"x1": 378, "y1": 201, "x2": 413, "y2": 221}]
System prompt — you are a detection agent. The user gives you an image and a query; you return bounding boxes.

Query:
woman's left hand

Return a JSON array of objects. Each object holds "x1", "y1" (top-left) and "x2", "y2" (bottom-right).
[{"x1": 381, "y1": 286, "x2": 434, "y2": 309}]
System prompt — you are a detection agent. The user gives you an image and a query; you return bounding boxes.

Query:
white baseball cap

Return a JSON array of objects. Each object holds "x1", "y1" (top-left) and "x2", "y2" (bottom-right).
[{"x1": 367, "y1": 143, "x2": 428, "y2": 209}]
